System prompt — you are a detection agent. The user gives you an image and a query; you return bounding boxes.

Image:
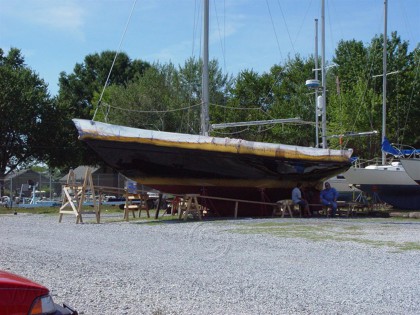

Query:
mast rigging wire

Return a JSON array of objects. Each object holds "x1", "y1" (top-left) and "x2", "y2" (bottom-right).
[{"x1": 92, "y1": 0, "x2": 138, "y2": 122}]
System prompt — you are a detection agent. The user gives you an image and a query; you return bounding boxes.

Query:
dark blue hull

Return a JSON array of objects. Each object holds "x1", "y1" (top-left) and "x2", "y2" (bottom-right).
[{"x1": 358, "y1": 184, "x2": 420, "y2": 210}]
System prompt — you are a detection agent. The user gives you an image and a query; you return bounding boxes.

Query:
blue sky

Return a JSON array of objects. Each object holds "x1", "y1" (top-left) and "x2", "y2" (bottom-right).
[{"x1": 1, "y1": 0, "x2": 419, "y2": 96}]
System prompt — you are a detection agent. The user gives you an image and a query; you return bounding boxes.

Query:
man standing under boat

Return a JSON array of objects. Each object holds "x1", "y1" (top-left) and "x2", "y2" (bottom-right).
[{"x1": 292, "y1": 183, "x2": 311, "y2": 217}]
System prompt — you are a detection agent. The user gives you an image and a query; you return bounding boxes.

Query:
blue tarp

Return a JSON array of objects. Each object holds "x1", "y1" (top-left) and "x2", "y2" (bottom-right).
[{"x1": 381, "y1": 137, "x2": 420, "y2": 157}]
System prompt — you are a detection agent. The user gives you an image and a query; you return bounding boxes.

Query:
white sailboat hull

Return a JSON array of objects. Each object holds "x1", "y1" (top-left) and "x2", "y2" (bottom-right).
[{"x1": 400, "y1": 159, "x2": 420, "y2": 185}]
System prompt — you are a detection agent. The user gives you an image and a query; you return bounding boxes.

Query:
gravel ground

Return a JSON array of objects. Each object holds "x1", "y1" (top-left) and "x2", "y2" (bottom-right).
[{"x1": 1, "y1": 213, "x2": 419, "y2": 315}]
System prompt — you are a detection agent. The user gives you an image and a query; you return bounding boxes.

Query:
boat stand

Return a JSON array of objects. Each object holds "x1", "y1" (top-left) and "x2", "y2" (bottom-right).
[
  {"x1": 123, "y1": 192, "x2": 150, "y2": 221},
  {"x1": 59, "y1": 168, "x2": 100, "y2": 224},
  {"x1": 178, "y1": 194, "x2": 202, "y2": 220}
]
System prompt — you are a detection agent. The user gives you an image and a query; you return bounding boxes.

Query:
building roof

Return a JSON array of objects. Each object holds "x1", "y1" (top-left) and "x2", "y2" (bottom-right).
[
  {"x1": 59, "y1": 166, "x2": 99, "y2": 182},
  {"x1": 4, "y1": 169, "x2": 49, "y2": 181}
]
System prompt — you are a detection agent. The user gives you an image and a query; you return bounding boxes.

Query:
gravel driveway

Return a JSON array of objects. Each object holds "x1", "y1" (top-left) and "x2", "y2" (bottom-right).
[{"x1": 1, "y1": 213, "x2": 419, "y2": 315}]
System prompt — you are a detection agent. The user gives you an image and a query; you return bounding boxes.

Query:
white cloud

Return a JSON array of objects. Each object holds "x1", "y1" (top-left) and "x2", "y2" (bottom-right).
[
  {"x1": 34, "y1": 3, "x2": 85, "y2": 32},
  {"x1": 148, "y1": 40, "x2": 193, "y2": 65},
  {"x1": 210, "y1": 13, "x2": 245, "y2": 44},
  {"x1": 5, "y1": 0, "x2": 86, "y2": 38}
]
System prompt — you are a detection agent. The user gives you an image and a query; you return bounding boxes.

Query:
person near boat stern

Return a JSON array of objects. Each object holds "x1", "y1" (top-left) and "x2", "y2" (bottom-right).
[
  {"x1": 320, "y1": 182, "x2": 339, "y2": 217},
  {"x1": 292, "y1": 182, "x2": 311, "y2": 217}
]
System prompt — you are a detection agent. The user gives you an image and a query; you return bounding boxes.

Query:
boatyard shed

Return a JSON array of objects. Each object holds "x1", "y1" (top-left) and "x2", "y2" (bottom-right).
[
  {"x1": 59, "y1": 165, "x2": 126, "y2": 191},
  {"x1": 3, "y1": 169, "x2": 52, "y2": 198}
]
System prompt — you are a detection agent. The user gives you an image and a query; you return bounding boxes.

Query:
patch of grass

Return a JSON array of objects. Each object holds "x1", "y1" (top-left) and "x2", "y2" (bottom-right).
[
  {"x1": 334, "y1": 237, "x2": 420, "y2": 252},
  {"x1": 230, "y1": 220, "x2": 420, "y2": 251},
  {"x1": 232, "y1": 222, "x2": 335, "y2": 242},
  {"x1": 340, "y1": 237, "x2": 395, "y2": 247},
  {"x1": 342, "y1": 225, "x2": 362, "y2": 231},
  {"x1": 396, "y1": 242, "x2": 420, "y2": 251}
]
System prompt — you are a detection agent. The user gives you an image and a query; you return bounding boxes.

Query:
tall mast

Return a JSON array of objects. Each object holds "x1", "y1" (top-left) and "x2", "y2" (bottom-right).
[
  {"x1": 314, "y1": 18, "x2": 319, "y2": 148},
  {"x1": 382, "y1": 0, "x2": 388, "y2": 164},
  {"x1": 201, "y1": 0, "x2": 210, "y2": 136},
  {"x1": 321, "y1": 0, "x2": 327, "y2": 149}
]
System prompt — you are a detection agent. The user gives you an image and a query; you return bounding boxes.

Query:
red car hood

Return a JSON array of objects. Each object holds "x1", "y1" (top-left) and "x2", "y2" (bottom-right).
[{"x1": 0, "y1": 270, "x2": 49, "y2": 294}]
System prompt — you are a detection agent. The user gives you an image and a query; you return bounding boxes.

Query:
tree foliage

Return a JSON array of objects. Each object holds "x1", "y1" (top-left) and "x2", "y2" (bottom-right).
[
  {"x1": 50, "y1": 51, "x2": 151, "y2": 170},
  {"x1": 268, "y1": 56, "x2": 318, "y2": 146},
  {"x1": 329, "y1": 32, "x2": 420, "y2": 158},
  {"x1": 219, "y1": 68, "x2": 279, "y2": 142},
  {"x1": 99, "y1": 58, "x2": 232, "y2": 135},
  {"x1": 0, "y1": 48, "x2": 56, "y2": 182},
  {"x1": 2, "y1": 30, "x2": 418, "y2": 176},
  {"x1": 54, "y1": 34, "x2": 419, "y2": 164}
]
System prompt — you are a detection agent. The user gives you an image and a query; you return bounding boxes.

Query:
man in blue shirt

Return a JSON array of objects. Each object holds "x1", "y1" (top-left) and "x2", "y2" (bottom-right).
[
  {"x1": 320, "y1": 182, "x2": 339, "y2": 217},
  {"x1": 292, "y1": 182, "x2": 310, "y2": 217}
]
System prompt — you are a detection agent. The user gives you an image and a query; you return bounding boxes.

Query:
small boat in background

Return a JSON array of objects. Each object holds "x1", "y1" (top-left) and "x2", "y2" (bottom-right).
[
  {"x1": 344, "y1": 160, "x2": 420, "y2": 210},
  {"x1": 344, "y1": 138, "x2": 420, "y2": 210}
]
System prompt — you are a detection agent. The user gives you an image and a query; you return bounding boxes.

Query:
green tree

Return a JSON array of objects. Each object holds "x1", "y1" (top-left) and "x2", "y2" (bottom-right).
[
  {"x1": 51, "y1": 51, "x2": 151, "y2": 170},
  {"x1": 58, "y1": 51, "x2": 150, "y2": 118},
  {"x1": 179, "y1": 58, "x2": 232, "y2": 134},
  {"x1": 269, "y1": 56, "x2": 318, "y2": 146},
  {"x1": 329, "y1": 32, "x2": 420, "y2": 158},
  {"x1": 221, "y1": 69, "x2": 276, "y2": 141},
  {"x1": 100, "y1": 58, "x2": 232, "y2": 135},
  {"x1": 102, "y1": 62, "x2": 182, "y2": 131},
  {"x1": 212, "y1": 56, "x2": 318, "y2": 146},
  {"x1": 0, "y1": 48, "x2": 56, "y2": 192}
]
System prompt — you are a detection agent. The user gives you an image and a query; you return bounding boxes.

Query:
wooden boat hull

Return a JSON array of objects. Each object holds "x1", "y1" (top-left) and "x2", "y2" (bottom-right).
[{"x1": 73, "y1": 119, "x2": 352, "y2": 216}]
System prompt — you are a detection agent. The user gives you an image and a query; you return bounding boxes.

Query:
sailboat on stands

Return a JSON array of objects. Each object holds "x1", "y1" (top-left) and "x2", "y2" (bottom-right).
[
  {"x1": 72, "y1": 0, "x2": 353, "y2": 216},
  {"x1": 343, "y1": 0, "x2": 420, "y2": 210},
  {"x1": 344, "y1": 139, "x2": 420, "y2": 210}
]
